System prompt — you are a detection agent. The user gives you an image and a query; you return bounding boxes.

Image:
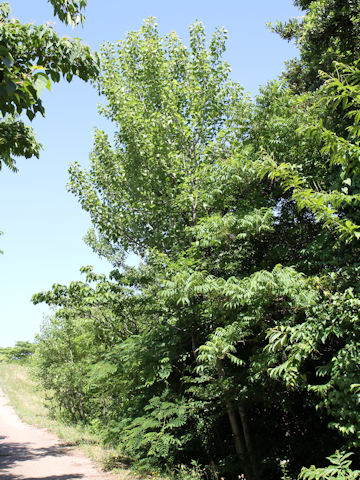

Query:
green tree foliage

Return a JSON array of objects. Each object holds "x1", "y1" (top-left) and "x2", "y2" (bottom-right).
[
  {"x1": 0, "y1": 0, "x2": 98, "y2": 171},
  {"x1": 271, "y1": 0, "x2": 360, "y2": 92},
  {"x1": 300, "y1": 452, "x2": 360, "y2": 480},
  {"x1": 32, "y1": 2, "x2": 360, "y2": 479},
  {"x1": 48, "y1": 0, "x2": 87, "y2": 27},
  {"x1": 255, "y1": 62, "x2": 360, "y2": 243},
  {"x1": 68, "y1": 18, "x2": 245, "y2": 256},
  {"x1": 0, "y1": 341, "x2": 34, "y2": 362}
]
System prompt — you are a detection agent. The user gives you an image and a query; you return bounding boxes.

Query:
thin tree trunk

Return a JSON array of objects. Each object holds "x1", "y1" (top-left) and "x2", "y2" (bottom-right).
[
  {"x1": 209, "y1": 460, "x2": 219, "y2": 480},
  {"x1": 191, "y1": 332, "x2": 198, "y2": 360},
  {"x1": 78, "y1": 391, "x2": 85, "y2": 420},
  {"x1": 238, "y1": 405, "x2": 259, "y2": 480},
  {"x1": 216, "y1": 360, "x2": 253, "y2": 480}
]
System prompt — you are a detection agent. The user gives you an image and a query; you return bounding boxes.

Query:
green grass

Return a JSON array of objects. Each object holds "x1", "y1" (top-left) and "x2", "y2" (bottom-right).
[{"x1": 0, "y1": 363, "x2": 139, "y2": 479}]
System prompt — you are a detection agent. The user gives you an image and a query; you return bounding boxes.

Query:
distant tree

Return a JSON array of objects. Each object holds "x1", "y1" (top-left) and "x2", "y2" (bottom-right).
[
  {"x1": 0, "y1": 341, "x2": 34, "y2": 362},
  {"x1": 10, "y1": 341, "x2": 34, "y2": 360},
  {"x1": 0, "y1": 346, "x2": 10, "y2": 362}
]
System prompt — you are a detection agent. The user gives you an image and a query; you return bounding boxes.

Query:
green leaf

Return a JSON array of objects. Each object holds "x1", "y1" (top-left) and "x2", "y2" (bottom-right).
[
  {"x1": 26, "y1": 109, "x2": 35, "y2": 121},
  {"x1": 1, "y1": 55, "x2": 13, "y2": 68},
  {"x1": 5, "y1": 79, "x2": 17, "y2": 95},
  {"x1": 33, "y1": 72, "x2": 50, "y2": 97}
]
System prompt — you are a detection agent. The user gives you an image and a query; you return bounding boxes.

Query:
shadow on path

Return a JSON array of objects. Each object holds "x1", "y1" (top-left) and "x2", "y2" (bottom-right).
[
  {"x1": 0, "y1": 438, "x2": 83, "y2": 479},
  {"x1": 0, "y1": 475, "x2": 83, "y2": 480},
  {"x1": 0, "y1": 440, "x2": 72, "y2": 468}
]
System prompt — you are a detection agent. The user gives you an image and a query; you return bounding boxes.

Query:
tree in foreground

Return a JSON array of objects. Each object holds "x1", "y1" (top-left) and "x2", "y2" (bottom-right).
[
  {"x1": 0, "y1": 0, "x2": 98, "y2": 172},
  {"x1": 33, "y1": 2, "x2": 360, "y2": 479}
]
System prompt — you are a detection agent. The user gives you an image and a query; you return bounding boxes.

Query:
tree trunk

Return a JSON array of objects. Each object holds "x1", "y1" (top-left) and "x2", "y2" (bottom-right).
[
  {"x1": 216, "y1": 360, "x2": 253, "y2": 480},
  {"x1": 238, "y1": 405, "x2": 259, "y2": 480},
  {"x1": 78, "y1": 391, "x2": 85, "y2": 420},
  {"x1": 191, "y1": 332, "x2": 198, "y2": 360},
  {"x1": 209, "y1": 459, "x2": 219, "y2": 480}
]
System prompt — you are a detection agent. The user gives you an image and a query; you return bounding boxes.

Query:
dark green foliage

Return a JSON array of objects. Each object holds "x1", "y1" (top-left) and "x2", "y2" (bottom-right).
[
  {"x1": 300, "y1": 451, "x2": 360, "y2": 479},
  {"x1": 32, "y1": 2, "x2": 360, "y2": 479},
  {"x1": 271, "y1": 0, "x2": 360, "y2": 92}
]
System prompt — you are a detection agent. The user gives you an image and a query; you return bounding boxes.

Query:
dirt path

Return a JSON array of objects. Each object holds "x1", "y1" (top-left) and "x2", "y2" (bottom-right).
[{"x1": 0, "y1": 388, "x2": 115, "y2": 480}]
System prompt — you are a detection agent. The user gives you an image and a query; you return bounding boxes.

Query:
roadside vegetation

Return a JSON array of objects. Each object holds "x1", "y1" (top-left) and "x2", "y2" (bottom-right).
[
  {"x1": 2, "y1": 0, "x2": 360, "y2": 479},
  {"x1": 0, "y1": 362, "x2": 139, "y2": 479}
]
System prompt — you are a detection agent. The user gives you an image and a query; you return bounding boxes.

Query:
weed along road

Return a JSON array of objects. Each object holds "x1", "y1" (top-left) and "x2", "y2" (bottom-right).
[{"x1": 0, "y1": 388, "x2": 115, "y2": 480}]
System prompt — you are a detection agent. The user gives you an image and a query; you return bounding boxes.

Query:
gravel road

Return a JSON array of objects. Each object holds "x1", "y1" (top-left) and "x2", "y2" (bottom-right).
[{"x1": 0, "y1": 388, "x2": 115, "y2": 480}]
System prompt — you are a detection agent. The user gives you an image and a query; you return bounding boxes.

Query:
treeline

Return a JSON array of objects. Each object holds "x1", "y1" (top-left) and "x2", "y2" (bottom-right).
[
  {"x1": 0, "y1": 341, "x2": 34, "y2": 363},
  {"x1": 31, "y1": 1, "x2": 360, "y2": 479}
]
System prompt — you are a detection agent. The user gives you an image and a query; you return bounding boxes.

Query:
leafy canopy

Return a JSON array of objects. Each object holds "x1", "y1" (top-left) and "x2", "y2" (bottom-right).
[{"x1": 0, "y1": 0, "x2": 98, "y2": 171}]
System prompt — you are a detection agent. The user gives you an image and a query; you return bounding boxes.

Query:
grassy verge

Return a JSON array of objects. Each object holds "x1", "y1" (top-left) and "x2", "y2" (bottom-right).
[{"x1": 0, "y1": 363, "x2": 138, "y2": 479}]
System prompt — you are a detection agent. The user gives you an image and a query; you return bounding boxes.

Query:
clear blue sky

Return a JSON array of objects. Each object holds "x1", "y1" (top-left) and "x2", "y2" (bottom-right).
[{"x1": 0, "y1": 0, "x2": 301, "y2": 347}]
